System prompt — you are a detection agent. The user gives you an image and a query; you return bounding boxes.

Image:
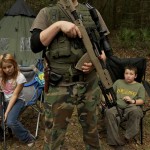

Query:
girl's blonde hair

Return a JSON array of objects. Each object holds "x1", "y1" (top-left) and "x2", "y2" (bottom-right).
[{"x1": 0, "y1": 53, "x2": 19, "y2": 85}]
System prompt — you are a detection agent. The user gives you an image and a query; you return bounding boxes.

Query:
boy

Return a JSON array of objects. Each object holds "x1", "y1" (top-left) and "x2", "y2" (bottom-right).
[{"x1": 105, "y1": 65, "x2": 145, "y2": 150}]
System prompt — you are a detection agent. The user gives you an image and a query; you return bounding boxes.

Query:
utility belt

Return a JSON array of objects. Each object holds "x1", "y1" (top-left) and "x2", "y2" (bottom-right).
[
  {"x1": 62, "y1": 73, "x2": 84, "y2": 83},
  {"x1": 44, "y1": 67, "x2": 84, "y2": 92}
]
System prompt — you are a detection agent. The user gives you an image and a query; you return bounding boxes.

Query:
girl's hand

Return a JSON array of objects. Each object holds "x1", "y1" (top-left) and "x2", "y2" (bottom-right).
[{"x1": 4, "y1": 112, "x2": 8, "y2": 122}]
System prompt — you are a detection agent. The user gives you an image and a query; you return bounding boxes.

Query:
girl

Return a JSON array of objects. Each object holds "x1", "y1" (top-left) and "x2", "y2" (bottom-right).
[{"x1": 0, "y1": 53, "x2": 35, "y2": 147}]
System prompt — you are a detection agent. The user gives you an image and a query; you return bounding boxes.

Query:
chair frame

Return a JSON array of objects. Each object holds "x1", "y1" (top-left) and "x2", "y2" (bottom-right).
[
  {"x1": 20, "y1": 59, "x2": 44, "y2": 138},
  {"x1": 106, "y1": 56, "x2": 148, "y2": 144}
]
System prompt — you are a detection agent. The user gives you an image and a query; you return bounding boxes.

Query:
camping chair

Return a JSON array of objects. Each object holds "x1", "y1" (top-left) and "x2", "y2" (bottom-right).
[
  {"x1": 105, "y1": 55, "x2": 148, "y2": 144},
  {"x1": 19, "y1": 59, "x2": 44, "y2": 138},
  {"x1": 140, "y1": 80, "x2": 150, "y2": 144}
]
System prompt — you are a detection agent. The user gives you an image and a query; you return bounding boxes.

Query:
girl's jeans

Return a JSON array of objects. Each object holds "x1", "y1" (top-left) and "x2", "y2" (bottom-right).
[{"x1": 0, "y1": 99, "x2": 31, "y2": 143}]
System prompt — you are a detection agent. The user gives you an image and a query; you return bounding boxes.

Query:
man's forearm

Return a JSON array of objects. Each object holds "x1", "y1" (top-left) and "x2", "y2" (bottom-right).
[
  {"x1": 31, "y1": 22, "x2": 61, "y2": 53},
  {"x1": 40, "y1": 22, "x2": 61, "y2": 46}
]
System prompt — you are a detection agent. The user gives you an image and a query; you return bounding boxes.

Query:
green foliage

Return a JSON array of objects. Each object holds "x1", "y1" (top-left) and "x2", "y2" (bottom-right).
[
  {"x1": 0, "y1": 0, "x2": 16, "y2": 19},
  {"x1": 26, "y1": 0, "x2": 51, "y2": 14},
  {"x1": 116, "y1": 28, "x2": 138, "y2": 48},
  {"x1": 139, "y1": 28, "x2": 150, "y2": 42},
  {"x1": 116, "y1": 28, "x2": 150, "y2": 51},
  {"x1": 139, "y1": 28, "x2": 150, "y2": 50}
]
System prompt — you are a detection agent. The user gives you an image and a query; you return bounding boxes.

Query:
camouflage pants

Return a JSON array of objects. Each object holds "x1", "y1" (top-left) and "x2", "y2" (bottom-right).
[{"x1": 43, "y1": 81, "x2": 102, "y2": 150}]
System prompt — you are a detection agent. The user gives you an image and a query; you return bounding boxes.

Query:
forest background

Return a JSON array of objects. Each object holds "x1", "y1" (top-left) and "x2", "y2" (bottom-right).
[
  {"x1": 0, "y1": 0, "x2": 150, "y2": 56},
  {"x1": 0, "y1": 0, "x2": 150, "y2": 150}
]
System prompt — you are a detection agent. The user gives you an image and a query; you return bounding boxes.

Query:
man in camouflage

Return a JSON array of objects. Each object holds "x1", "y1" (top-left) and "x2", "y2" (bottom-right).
[{"x1": 30, "y1": 0, "x2": 110, "y2": 149}]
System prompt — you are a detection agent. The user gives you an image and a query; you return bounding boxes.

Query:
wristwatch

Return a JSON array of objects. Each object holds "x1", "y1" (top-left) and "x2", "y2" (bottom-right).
[{"x1": 133, "y1": 100, "x2": 136, "y2": 104}]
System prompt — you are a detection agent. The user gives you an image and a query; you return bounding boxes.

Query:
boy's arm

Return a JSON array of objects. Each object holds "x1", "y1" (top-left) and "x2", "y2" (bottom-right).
[
  {"x1": 124, "y1": 85, "x2": 145, "y2": 105},
  {"x1": 135, "y1": 85, "x2": 146, "y2": 105},
  {"x1": 124, "y1": 96, "x2": 144, "y2": 105}
]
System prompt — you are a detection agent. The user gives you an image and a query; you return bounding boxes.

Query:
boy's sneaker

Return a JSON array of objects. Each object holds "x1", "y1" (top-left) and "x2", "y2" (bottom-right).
[{"x1": 27, "y1": 135, "x2": 35, "y2": 147}]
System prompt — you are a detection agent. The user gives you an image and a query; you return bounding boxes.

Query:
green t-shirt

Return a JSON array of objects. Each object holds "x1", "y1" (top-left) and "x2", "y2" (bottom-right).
[{"x1": 113, "y1": 79, "x2": 145, "y2": 109}]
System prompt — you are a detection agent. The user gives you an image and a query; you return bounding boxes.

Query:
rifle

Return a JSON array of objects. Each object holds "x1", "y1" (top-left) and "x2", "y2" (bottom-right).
[
  {"x1": 57, "y1": 0, "x2": 122, "y2": 119},
  {"x1": 0, "y1": 91, "x2": 7, "y2": 150},
  {"x1": 85, "y1": 3, "x2": 113, "y2": 57},
  {"x1": 84, "y1": 27, "x2": 117, "y2": 109}
]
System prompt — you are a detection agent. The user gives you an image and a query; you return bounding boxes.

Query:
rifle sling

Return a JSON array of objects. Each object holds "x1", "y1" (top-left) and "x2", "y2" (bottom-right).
[{"x1": 57, "y1": 1, "x2": 113, "y2": 89}]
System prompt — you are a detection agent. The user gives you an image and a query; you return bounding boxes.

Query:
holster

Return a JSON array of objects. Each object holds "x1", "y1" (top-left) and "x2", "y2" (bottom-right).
[{"x1": 44, "y1": 66, "x2": 50, "y2": 93}]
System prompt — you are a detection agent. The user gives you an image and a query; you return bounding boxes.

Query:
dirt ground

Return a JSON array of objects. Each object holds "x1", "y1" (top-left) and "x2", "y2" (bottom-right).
[
  {"x1": 1, "y1": 49, "x2": 150, "y2": 150},
  {"x1": 1, "y1": 105, "x2": 150, "y2": 150}
]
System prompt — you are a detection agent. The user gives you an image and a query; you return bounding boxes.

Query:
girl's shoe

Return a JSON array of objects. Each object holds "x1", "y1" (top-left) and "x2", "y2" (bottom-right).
[
  {"x1": 27, "y1": 134, "x2": 35, "y2": 147},
  {"x1": 27, "y1": 141, "x2": 35, "y2": 147}
]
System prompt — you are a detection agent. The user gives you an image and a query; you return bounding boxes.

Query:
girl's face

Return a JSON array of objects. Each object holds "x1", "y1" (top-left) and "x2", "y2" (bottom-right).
[
  {"x1": 124, "y1": 69, "x2": 137, "y2": 83},
  {"x1": 2, "y1": 62, "x2": 15, "y2": 78}
]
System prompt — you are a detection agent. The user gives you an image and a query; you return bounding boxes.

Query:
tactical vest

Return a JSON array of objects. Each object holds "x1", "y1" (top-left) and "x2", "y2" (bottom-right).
[{"x1": 45, "y1": 3, "x2": 98, "y2": 75}]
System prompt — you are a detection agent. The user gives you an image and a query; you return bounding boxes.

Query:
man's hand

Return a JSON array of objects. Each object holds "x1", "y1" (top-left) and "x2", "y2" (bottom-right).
[
  {"x1": 99, "y1": 50, "x2": 106, "y2": 62},
  {"x1": 59, "y1": 21, "x2": 82, "y2": 38},
  {"x1": 81, "y1": 62, "x2": 93, "y2": 73}
]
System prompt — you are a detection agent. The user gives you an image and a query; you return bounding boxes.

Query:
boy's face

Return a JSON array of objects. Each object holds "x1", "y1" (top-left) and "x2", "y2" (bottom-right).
[{"x1": 124, "y1": 69, "x2": 137, "y2": 83}]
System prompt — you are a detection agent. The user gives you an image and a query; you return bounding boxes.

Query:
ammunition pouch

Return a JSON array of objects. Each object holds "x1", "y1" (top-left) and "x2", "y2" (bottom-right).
[{"x1": 49, "y1": 71, "x2": 63, "y2": 86}]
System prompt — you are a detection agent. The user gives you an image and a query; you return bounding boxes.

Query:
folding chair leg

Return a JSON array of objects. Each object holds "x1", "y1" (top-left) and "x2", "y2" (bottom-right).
[
  {"x1": 140, "y1": 118, "x2": 143, "y2": 144},
  {"x1": 34, "y1": 94, "x2": 44, "y2": 138},
  {"x1": 35, "y1": 112, "x2": 41, "y2": 138},
  {"x1": 3, "y1": 125, "x2": 7, "y2": 150}
]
